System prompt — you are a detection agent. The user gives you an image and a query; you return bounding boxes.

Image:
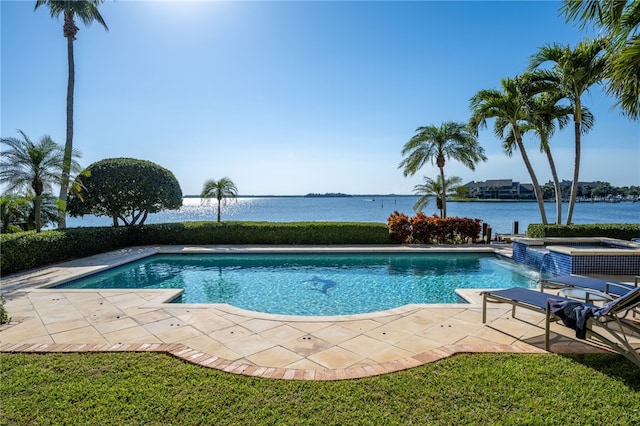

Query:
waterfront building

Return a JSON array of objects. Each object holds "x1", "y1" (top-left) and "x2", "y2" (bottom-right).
[{"x1": 462, "y1": 179, "x2": 535, "y2": 200}]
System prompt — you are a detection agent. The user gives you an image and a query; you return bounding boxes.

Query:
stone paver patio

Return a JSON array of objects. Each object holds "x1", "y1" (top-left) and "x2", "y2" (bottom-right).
[{"x1": 1, "y1": 246, "x2": 637, "y2": 380}]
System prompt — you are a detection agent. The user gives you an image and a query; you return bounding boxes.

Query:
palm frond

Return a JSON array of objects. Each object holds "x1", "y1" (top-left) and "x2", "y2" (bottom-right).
[{"x1": 35, "y1": 0, "x2": 109, "y2": 31}]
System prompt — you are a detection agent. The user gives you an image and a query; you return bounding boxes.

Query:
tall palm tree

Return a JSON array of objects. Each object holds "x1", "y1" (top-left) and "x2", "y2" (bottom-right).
[
  {"x1": 413, "y1": 175, "x2": 463, "y2": 217},
  {"x1": 517, "y1": 92, "x2": 574, "y2": 224},
  {"x1": 538, "y1": 99, "x2": 594, "y2": 224},
  {"x1": 398, "y1": 121, "x2": 486, "y2": 218},
  {"x1": 200, "y1": 177, "x2": 238, "y2": 222},
  {"x1": 469, "y1": 76, "x2": 549, "y2": 224},
  {"x1": 529, "y1": 39, "x2": 607, "y2": 225},
  {"x1": 561, "y1": 0, "x2": 640, "y2": 119},
  {"x1": 0, "y1": 130, "x2": 81, "y2": 232},
  {"x1": 34, "y1": 0, "x2": 108, "y2": 229}
]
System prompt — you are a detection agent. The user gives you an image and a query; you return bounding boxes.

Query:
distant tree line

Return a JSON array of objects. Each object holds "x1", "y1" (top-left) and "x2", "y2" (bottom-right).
[
  {"x1": 304, "y1": 193, "x2": 353, "y2": 198},
  {"x1": 541, "y1": 182, "x2": 640, "y2": 200}
]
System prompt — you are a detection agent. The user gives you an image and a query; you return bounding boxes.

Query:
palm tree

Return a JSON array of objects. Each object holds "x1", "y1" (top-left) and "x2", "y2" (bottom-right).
[
  {"x1": 516, "y1": 92, "x2": 586, "y2": 224},
  {"x1": 398, "y1": 121, "x2": 486, "y2": 218},
  {"x1": 529, "y1": 39, "x2": 607, "y2": 225},
  {"x1": 0, "y1": 195, "x2": 30, "y2": 233},
  {"x1": 26, "y1": 193, "x2": 63, "y2": 231},
  {"x1": 0, "y1": 130, "x2": 81, "y2": 232},
  {"x1": 200, "y1": 177, "x2": 238, "y2": 222},
  {"x1": 34, "y1": 0, "x2": 108, "y2": 229},
  {"x1": 469, "y1": 76, "x2": 549, "y2": 224},
  {"x1": 413, "y1": 175, "x2": 463, "y2": 217},
  {"x1": 561, "y1": 0, "x2": 640, "y2": 119}
]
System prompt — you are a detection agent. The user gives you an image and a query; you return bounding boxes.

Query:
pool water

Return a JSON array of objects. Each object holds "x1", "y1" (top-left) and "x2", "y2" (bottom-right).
[{"x1": 56, "y1": 253, "x2": 539, "y2": 316}]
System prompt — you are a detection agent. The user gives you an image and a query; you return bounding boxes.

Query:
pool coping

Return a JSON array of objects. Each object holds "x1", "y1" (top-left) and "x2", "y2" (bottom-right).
[
  {"x1": 38, "y1": 245, "x2": 501, "y2": 319},
  {"x1": 513, "y1": 237, "x2": 640, "y2": 256},
  {"x1": 1, "y1": 245, "x2": 635, "y2": 380}
]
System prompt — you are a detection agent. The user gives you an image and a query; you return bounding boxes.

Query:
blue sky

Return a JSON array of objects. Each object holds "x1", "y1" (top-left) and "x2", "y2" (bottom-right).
[{"x1": 2, "y1": 0, "x2": 639, "y2": 196}]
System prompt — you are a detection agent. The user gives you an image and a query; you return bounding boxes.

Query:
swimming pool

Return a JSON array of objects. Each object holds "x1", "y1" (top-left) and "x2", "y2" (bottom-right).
[{"x1": 55, "y1": 253, "x2": 539, "y2": 316}]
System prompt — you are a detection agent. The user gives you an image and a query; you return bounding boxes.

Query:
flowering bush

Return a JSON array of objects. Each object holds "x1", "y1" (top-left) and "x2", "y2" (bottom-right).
[{"x1": 388, "y1": 212, "x2": 482, "y2": 244}]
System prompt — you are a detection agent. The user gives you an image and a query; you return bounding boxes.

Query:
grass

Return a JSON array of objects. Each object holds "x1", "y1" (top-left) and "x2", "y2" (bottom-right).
[{"x1": 1, "y1": 352, "x2": 639, "y2": 425}]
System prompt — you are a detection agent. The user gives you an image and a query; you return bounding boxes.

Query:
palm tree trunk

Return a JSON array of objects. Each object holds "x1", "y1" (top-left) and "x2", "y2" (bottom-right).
[
  {"x1": 439, "y1": 166, "x2": 447, "y2": 218},
  {"x1": 217, "y1": 199, "x2": 221, "y2": 222},
  {"x1": 57, "y1": 20, "x2": 75, "y2": 230},
  {"x1": 34, "y1": 195, "x2": 42, "y2": 233},
  {"x1": 515, "y1": 133, "x2": 548, "y2": 224},
  {"x1": 566, "y1": 117, "x2": 581, "y2": 225},
  {"x1": 544, "y1": 146, "x2": 562, "y2": 224}
]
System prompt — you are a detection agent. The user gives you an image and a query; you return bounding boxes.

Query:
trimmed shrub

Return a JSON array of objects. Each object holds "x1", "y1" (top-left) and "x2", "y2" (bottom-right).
[
  {"x1": 0, "y1": 295, "x2": 10, "y2": 324},
  {"x1": 138, "y1": 222, "x2": 391, "y2": 245},
  {"x1": 527, "y1": 223, "x2": 640, "y2": 240},
  {"x1": 388, "y1": 213, "x2": 482, "y2": 244},
  {"x1": 0, "y1": 228, "x2": 131, "y2": 274},
  {"x1": 67, "y1": 158, "x2": 183, "y2": 226},
  {"x1": 411, "y1": 213, "x2": 438, "y2": 244},
  {"x1": 387, "y1": 211, "x2": 412, "y2": 243},
  {"x1": 448, "y1": 217, "x2": 483, "y2": 242},
  {"x1": 0, "y1": 222, "x2": 393, "y2": 276}
]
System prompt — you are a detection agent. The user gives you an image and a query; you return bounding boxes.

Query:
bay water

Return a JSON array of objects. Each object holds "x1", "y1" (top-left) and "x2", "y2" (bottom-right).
[{"x1": 65, "y1": 196, "x2": 640, "y2": 235}]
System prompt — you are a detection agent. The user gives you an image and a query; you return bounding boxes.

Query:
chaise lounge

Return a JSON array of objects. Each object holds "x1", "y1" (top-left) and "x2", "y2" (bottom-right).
[
  {"x1": 539, "y1": 274, "x2": 638, "y2": 299},
  {"x1": 539, "y1": 275, "x2": 640, "y2": 297},
  {"x1": 482, "y1": 286, "x2": 640, "y2": 367}
]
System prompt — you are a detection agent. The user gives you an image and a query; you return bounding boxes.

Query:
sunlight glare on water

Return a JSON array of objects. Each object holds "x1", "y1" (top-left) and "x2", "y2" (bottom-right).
[{"x1": 65, "y1": 197, "x2": 640, "y2": 234}]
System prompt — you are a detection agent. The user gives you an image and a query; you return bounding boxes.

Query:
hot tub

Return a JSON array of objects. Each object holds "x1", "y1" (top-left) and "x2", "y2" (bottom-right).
[{"x1": 512, "y1": 237, "x2": 640, "y2": 275}]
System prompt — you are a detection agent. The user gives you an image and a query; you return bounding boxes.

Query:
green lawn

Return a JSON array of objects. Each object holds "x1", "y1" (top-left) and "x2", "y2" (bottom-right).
[{"x1": 1, "y1": 352, "x2": 639, "y2": 425}]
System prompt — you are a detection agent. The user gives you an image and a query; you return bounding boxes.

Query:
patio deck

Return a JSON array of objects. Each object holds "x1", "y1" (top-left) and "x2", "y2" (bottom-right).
[{"x1": 1, "y1": 246, "x2": 636, "y2": 380}]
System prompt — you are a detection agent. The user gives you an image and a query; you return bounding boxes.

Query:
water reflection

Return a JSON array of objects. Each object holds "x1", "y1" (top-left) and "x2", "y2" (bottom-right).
[
  {"x1": 201, "y1": 267, "x2": 240, "y2": 303},
  {"x1": 62, "y1": 260, "x2": 181, "y2": 290}
]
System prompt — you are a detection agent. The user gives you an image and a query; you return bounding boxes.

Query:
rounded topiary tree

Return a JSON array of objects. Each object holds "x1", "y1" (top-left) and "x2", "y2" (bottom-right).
[{"x1": 67, "y1": 158, "x2": 182, "y2": 226}]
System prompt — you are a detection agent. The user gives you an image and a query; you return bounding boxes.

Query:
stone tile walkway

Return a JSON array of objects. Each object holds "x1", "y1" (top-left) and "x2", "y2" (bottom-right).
[{"x1": 1, "y1": 246, "x2": 636, "y2": 380}]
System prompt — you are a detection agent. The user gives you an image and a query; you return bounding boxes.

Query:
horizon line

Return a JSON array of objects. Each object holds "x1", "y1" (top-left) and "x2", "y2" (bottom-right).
[{"x1": 184, "y1": 194, "x2": 417, "y2": 198}]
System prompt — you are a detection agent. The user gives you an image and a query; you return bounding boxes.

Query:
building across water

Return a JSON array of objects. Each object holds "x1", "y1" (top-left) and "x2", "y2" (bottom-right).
[
  {"x1": 461, "y1": 179, "x2": 611, "y2": 201},
  {"x1": 462, "y1": 179, "x2": 535, "y2": 200}
]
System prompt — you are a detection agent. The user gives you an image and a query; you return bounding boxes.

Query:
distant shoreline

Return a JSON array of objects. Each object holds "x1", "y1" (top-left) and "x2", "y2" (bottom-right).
[
  {"x1": 183, "y1": 194, "x2": 417, "y2": 198},
  {"x1": 183, "y1": 195, "x2": 637, "y2": 203}
]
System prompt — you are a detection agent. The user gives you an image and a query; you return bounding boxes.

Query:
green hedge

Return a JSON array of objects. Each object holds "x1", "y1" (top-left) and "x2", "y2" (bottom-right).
[
  {"x1": 140, "y1": 222, "x2": 392, "y2": 245},
  {"x1": 0, "y1": 222, "x2": 392, "y2": 276},
  {"x1": 0, "y1": 227, "x2": 134, "y2": 275},
  {"x1": 526, "y1": 223, "x2": 640, "y2": 239}
]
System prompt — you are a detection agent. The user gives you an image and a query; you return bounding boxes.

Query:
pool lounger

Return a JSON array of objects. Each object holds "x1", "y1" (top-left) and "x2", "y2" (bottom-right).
[
  {"x1": 539, "y1": 274, "x2": 638, "y2": 298},
  {"x1": 482, "y1": 287, "x2": 640, "y2": 367}
]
